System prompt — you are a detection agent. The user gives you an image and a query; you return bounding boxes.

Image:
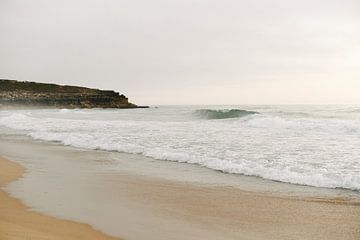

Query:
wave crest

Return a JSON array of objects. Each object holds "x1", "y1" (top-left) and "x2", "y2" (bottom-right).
[{"x1": 194, "y1": 109, "x2": 258, "y2": 119}]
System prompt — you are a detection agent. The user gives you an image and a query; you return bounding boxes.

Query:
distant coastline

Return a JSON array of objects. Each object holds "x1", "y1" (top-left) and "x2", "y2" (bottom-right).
[{"x1": 0, "y1": 79, "x2": 148, "y2": 109}]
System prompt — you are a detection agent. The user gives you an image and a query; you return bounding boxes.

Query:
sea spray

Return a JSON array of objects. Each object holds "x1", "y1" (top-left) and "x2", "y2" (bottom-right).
[{"x1": 1, "y1": 106, "x2": 360, "y2": 191}]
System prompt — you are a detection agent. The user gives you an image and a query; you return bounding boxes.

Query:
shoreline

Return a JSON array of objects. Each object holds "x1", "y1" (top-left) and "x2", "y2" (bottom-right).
[
  {"x1": 1, "y1": 137, "x2": 360, "y2": 239},
  {"x1": 0, "y1": 156, "x2": 120, "y2": 240}
]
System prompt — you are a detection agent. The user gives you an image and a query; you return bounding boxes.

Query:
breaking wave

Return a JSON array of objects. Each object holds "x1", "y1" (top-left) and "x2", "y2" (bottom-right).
[
  {"x1": 1, "y1": 106, "x2": 360, "y2": 191},
  {"x1": 194, "y1": 109, "x2": 258, "y2": 119}
]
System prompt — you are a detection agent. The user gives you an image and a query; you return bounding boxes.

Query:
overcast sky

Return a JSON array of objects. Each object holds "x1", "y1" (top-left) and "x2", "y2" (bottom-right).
[{"x1": 1, "y1": 0, "x2": 359, "y2": 105}]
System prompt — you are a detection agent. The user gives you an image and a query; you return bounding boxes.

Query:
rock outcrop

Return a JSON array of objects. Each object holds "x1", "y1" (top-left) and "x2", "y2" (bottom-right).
[{"x1": 0, "y1": 79, "x2": 147, "y2": 109}]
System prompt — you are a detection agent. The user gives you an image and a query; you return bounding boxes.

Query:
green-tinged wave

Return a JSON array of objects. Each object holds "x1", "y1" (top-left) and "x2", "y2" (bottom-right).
[{"x1": 194, "y1": 109, "x2": 258, "y2": 119}]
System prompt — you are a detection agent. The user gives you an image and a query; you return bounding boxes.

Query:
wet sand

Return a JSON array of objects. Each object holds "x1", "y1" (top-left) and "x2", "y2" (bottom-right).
[
  {"x1": 118, "y1": 173, "x2": 360, "y2": 240},
  {"x1": 1, "y1": 138, "x2": 360, "y2": 240},
  {"x1": 0, "y1": 156, "x2": 119, "y2": 240}
]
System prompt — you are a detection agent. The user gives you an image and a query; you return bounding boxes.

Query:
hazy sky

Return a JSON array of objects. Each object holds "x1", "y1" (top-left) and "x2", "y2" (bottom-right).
[{"x1": 1, "y1": 0, "x2": 359, "y2": 105}]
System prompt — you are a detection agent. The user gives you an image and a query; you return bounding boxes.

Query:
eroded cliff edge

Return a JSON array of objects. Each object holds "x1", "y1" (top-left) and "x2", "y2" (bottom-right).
[{"x1": 0, "y1": 79, "x2": 147, "y2": 109}]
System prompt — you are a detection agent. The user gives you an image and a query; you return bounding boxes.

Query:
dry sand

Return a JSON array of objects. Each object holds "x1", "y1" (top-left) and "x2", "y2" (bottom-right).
[{"x1": 0, "y1": 156, "x2": 119, "y2": 240}]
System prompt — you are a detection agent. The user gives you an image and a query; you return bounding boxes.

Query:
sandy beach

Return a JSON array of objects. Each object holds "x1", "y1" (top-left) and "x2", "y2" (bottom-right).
[
  {"x1": 0, "y1": 156, "x2": 119, "y2": 240},
  {"x1": 2, "y1": 0, "x2": 360, "y2": 238},
  {"x1": 1, "y1": 138, "x2": 360, "y2": 240}
]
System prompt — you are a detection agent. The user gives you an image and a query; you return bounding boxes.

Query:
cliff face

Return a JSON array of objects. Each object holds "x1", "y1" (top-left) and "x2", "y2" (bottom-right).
[{"x1": 0, "y1": 79, "x2": 145, "y2": 109}]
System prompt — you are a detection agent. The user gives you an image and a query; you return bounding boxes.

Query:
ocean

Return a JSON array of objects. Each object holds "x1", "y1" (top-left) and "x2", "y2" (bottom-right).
[{"x1": 1, "y1": 105, "x2": 360, "y2": 191}]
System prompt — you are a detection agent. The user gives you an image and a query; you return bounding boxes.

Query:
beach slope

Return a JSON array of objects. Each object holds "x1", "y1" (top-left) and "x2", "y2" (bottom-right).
[{"x1": 0, "y1": 157, "x2": 119, "y2": 240}]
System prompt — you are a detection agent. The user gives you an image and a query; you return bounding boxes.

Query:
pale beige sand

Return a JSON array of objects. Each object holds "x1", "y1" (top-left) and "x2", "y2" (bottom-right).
[
  {"x1": 0, "y1": 157, "x2": 119, "y2": 240},
  {"x1": 1, "y1": 153, "x2": 360, "y2": 240},
  {"x1": 108, "y1": 172, "x2": 360, "y2": 240}
]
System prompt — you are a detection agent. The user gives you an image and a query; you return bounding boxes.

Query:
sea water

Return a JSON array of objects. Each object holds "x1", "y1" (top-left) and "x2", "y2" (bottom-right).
[{"x1": 1, "y1": 105, "x2": 360, "y2": 191}]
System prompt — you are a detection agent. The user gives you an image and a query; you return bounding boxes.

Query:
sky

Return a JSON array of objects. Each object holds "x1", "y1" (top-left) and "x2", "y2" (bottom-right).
[{"x1": 0, "y1": 0, "x2": 359, "y2": 105}]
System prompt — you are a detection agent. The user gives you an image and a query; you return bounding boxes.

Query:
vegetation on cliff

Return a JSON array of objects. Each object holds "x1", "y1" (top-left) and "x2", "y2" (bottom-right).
[{"x1": 0, "y1": 79, "x2": 145, "y2": 109}]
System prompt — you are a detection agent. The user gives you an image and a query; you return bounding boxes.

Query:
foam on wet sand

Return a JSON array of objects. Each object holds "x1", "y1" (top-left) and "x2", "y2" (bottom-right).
[{"x1": 1, "y1": 138, "x2": 360, "y2": 240}]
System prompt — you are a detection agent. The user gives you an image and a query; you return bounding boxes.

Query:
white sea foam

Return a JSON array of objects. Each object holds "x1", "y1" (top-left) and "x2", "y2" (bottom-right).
[{"x1": 1, "y1": 106, "x2": 360, "y2": 190}]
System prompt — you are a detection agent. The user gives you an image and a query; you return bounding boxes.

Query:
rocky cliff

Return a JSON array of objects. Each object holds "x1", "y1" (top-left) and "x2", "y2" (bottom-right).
[{"x1": 0, "y1": 79, "x2": 146, "y2": 109}]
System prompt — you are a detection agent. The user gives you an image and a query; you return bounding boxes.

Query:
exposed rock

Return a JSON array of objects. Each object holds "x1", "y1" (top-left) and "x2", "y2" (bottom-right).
[{"x1": 0, "y1": 79, "x2": 148, "y2": 109}]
